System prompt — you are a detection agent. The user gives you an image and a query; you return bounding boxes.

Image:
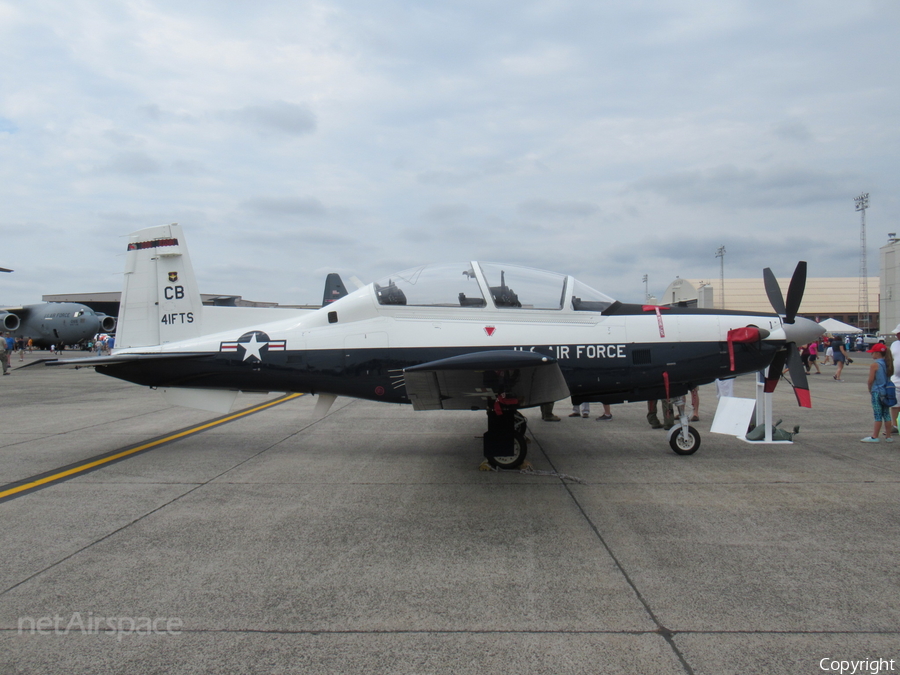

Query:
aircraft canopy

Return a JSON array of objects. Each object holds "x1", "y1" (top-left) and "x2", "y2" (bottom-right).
[{"x1": 373, "y1": 262, "x2": 615, "y2": 311}]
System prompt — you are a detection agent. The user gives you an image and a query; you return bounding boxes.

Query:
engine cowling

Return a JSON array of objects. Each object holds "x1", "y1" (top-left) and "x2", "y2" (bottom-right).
[
  {"x1": 98, "y1": 314, "x2": 117, "y2": 332},
  {"x1": 0, "y1": 311, "x2": 20, "y2": 331}
]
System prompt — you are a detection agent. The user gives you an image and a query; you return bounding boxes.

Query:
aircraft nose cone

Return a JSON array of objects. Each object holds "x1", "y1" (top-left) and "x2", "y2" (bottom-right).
[{"x1": 783, "y1": 316, "x2": 826, "y2": 345}]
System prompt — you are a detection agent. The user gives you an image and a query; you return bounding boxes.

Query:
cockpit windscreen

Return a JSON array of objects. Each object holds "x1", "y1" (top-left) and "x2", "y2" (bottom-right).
[
  {"x1": 478, "y1": 263, "x2": 566, "y2": 310},
  {"x1": 373, "y1": 263, "x2": 486, "y2": 307},
  {"x1": 570, "y1": 279, "x2": 615, "y2": 312}
]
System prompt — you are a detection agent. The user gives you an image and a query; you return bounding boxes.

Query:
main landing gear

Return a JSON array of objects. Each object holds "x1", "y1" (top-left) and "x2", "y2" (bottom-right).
[
  {"x1": 480, "y1": 395, "x2": 701, "y2": 463},
  {"x1": 482, "y1": 403, "x2": 528, "y2": 469}
]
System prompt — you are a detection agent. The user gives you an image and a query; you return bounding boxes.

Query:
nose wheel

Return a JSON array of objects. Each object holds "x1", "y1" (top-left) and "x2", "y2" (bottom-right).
[
  {"x1": 668, "y1": 424, "x2": 701, "y2": 455},
  {"x1": 667, "y1": 395, "x2": 701, "y2": 455}
]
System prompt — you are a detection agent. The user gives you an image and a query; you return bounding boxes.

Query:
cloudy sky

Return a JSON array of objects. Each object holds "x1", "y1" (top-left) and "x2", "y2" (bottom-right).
[{"x1": 2, "y1": 0, "x2": 898, "y2": 306}]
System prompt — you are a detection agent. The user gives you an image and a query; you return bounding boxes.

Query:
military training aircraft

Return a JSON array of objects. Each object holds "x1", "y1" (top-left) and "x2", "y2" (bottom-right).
[
  {"x1": 2, "y1": 302, "x2": 117, "y2": 348},
  {"x1": 45, "y1": 223, "x2": 823, "y2": 466}
]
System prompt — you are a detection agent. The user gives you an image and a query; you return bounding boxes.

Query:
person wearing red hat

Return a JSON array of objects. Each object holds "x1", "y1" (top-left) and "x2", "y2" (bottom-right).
[{"x1": 861, "y1": 342, "x2": 895, "y2": 442}]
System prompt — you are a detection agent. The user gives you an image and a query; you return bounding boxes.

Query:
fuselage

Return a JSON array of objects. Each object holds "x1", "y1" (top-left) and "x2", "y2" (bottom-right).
[
  {"x1": 2, "y1": 302, "x2": 115, "y2": 348},
  {"x1": 99, "y1": 262, "x2": 806, "y2": 407}
]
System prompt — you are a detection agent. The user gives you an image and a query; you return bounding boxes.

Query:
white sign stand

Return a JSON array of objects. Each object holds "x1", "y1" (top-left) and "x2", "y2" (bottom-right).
[{"x1": 710, "y1": 370, "x2": 794, "y2": 444}]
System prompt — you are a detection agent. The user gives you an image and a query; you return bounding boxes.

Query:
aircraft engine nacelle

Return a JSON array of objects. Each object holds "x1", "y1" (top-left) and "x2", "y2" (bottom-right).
[
  {"x1": 98, "y1": 314, "x2": 117, "y2": 332},
  {"x1": 0, "y1": 311, "x2": 20, "y2": 331}
]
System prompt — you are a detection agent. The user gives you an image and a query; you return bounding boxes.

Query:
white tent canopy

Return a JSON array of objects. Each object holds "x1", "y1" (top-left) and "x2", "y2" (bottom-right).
[{"x1": 818, "y1": 318, "x2": 862, "y2": 334}]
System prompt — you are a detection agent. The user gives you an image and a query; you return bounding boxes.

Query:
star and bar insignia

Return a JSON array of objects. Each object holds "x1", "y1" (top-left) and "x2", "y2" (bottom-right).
[{"x1": 220, "y1": 331, "x2": 286, "y2": 362}]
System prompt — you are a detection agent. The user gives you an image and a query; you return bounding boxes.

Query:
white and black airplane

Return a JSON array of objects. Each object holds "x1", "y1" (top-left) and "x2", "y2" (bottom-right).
[{"x1": 45, "y1": 223, "x2": 823, "y2": 466}]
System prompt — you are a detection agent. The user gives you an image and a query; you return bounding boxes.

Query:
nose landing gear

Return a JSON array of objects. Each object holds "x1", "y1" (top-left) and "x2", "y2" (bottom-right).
[{"x1": 667, "y1": 394, "x2": 701, "y2": 455}]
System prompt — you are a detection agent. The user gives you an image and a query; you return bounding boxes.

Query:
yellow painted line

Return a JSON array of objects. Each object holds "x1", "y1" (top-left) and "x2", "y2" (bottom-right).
[{"x1": 0, "y1": 393, "x2": 304, "y2": 502}]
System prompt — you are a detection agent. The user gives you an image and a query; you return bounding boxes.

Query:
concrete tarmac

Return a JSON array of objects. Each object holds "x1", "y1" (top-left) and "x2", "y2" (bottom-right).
[{"x1": 2, "y1": 350, "x2": 899, "y2": 674}]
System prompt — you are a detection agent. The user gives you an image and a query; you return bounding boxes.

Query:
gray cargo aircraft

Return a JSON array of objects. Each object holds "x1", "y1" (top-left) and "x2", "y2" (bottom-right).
[{"x1": 1, "y1": 303, "x2": 116, "y2": 348}]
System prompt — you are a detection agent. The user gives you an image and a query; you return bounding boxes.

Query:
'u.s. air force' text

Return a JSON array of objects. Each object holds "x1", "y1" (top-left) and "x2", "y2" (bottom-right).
[{"x1": 514, "y1": 345, "x2": 627, "y2": 359}]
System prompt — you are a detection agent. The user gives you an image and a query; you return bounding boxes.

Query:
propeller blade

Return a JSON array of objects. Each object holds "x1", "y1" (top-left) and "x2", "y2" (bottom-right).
[
  {"x1": 763, "y1": 268, "x2": 786, "y2": 316},
  {"x1": 785, "y1": 345, "x2": 812, "y2": 408},
  {"x1": 783, "y1": 261, "x2": 807, "y2": 324},
  {"x1": 764, "y1": 349, "x2": 788, "y2": 393}
]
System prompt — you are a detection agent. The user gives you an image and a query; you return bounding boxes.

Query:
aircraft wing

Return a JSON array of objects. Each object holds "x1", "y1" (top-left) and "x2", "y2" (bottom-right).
[
  {"x1": 0, "y1": 306, "x2": 30, "y2": 318},
  {"x1": 403, "y1": 350, "x2": 570, "y2": 411}
]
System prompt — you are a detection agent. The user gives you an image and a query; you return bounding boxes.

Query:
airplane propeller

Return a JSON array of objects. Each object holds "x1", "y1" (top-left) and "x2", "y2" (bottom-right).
[{"x1": 762, "y1": 262, "x2": 818, "y2": 408}]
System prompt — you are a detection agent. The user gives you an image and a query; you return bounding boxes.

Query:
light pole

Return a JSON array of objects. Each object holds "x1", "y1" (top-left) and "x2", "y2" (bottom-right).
[
  {"x1": 715, "y1": 246, "x2": 726, "y2": 309},
  {"x1": 642, "y1": 274, "x2": 649, "y2": 303},
  {"x1": 855, "y1": 192, "x2": 870, "y2": 332}
]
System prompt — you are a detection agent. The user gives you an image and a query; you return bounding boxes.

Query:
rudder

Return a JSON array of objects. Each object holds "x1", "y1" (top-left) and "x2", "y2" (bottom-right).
[{"x1": 117, "y1": 223, "x2": 203, "y2": 349}]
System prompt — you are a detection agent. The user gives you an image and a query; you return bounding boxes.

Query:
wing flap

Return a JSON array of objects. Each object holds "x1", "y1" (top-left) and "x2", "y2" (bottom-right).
[{"x1": 404, "y1": 350, "x2": 570, "y2": 411}]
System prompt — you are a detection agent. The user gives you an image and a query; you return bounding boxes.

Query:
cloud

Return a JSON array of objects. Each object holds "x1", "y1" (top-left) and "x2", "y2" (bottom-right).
[
  {"x1": 771, "y1": 119, "x2": 814, "y2": 143},
  {"x1": 416, "y1": 169, "x2": 482, "y2": 187},
  {"x1": 517, "y1": 199, "x2": 599, "y2": 218},
  {"x1": 241, "y1": 227, "x2": 354, "y2": 248},
  {"x1": 631, "y1": 165, "x2": 858, "y2": 209},
  {"x1": 223, "y1": 101, "x2": 316, "y2": 136},
  {"x1": 1, "y1": 2, "x2": 898, "y2": 308},
  {"x1": 420, "y1": 203, "x2": 472, "y2": 223},
  {"x1": 238, "y1": 197, "x2": 327, "y2": 218},
  {"x1": 99, "y1": 151, "x2": 162, "y2": 176}
]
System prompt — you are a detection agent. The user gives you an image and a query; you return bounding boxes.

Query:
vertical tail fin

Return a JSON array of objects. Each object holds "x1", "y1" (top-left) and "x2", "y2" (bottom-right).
[
  {"x1": 322, "y1": 273, "x2": 349, "y2": 305},
  {"x1": 116, "y1": 223, "x2": 203, "y2": 349}
]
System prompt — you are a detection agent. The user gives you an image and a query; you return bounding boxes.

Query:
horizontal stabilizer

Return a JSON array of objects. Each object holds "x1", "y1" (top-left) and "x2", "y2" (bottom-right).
[
  {"x1": 404, "y1": 350, "x2": 569, "y2": 411},
  {"x1": 44, "y1": 353, "x2": 210, "y2": 369}
]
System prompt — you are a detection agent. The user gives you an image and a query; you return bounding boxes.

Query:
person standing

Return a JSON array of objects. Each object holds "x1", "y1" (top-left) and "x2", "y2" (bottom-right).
[
  {"x1": 823, "y1": 340, "x2": 833, "y2": 365},
  {"x1": 861, "y1": 343, "x2": 894, "y2": 442},
  {"x1": 570, "y1": 402, "x2": 590, "y2": 418},
  {"x1": 888, "y1": 325, "x2": 900, "y2": 436},
  {"x1": 540, "y1": 402, "x2": 560, "y2": 422},
  {"x1": 0, "y1": 333, "x2": 8, "y2": 375},
  {"x1": 715, "y1": 378, "x2": 735, "y2": 399},
  {"x1": 646, "y1": 399, "x2": 674, "y2": 429},
  {"x1": 595, "y1": 404, "x2": 613, "y2": 421},
  {"x1": 832, "y1": 336, "x2": 850, "y2": 381},
  {"x1": 3, "y1": 332, "x2": 13, "y2": 372},
  {"x1": 807, "y1": 341, "x2": 821, "y2": 374}
]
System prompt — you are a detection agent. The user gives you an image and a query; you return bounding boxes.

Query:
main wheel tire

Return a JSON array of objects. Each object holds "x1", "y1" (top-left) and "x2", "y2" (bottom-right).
[
  {"x1": 487, "y1": 432, "x2": 528, "y2": 469},
  {"x1": 669, "y1": 425, "x2": 701, "y2": 455}
]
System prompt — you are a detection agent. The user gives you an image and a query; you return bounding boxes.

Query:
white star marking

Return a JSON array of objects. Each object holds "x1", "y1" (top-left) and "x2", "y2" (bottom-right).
[{"x1": 241, "y1": 333, "x2": 267, "y2": 361}]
